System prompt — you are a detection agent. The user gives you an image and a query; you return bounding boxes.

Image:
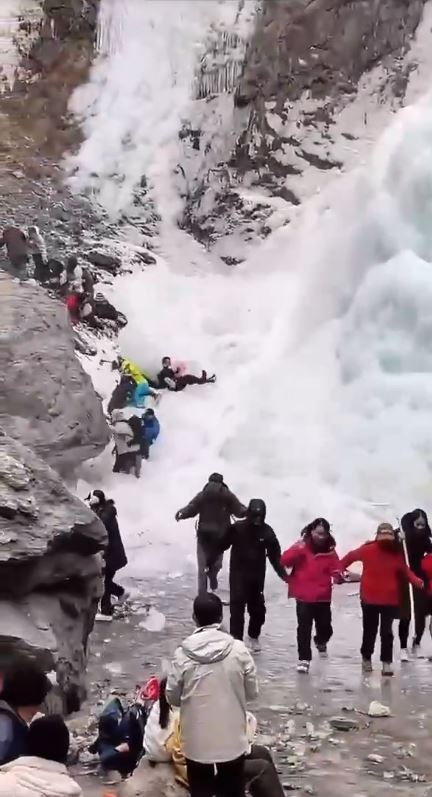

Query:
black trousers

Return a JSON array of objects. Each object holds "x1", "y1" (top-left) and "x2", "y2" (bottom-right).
[
  {"x1": 361, "y1": 603, "x2": 397, "y2": 662},
  {"x1": 230, "y1": 582, "x2": 266, "y2": 640},
  {"x1": 100, "y1": 567, "x2": 124, "y2": 615},
  {"x1": 399, "y1": 590, "x2": 429, "y2": 647},
  {"x1": 32, "y1": 253, "x2": 46, "y2": 281},
  {"x1": 245, "y1": 744, "x2": 285, "y2": 797},
  {"x1": 296, "y1": 601, "x2": 333, "y2": 661},
  {"x1": 175, "y1": 373, "x2": 206, "y2": 391},
  {"x1": 186, "y1": 755, "x2": 245, "y2": 797}
]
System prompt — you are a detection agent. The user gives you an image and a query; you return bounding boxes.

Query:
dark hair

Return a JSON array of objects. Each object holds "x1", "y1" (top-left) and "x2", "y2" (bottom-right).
[
  {"x1": 402, "y1": 509, "x2": 431, "y2": 536},
  {"x1": 27, "y1": 715, "x2": 70, "y2": 764},
  {"x1": 302, "y1": 517, "x2": 336, "y2": 550},
  {"x1": 158, "y1": 678, "x2": 171, "y2": 730},
  {"x1": 128, "y1": 415, "x2": 142, "y2": 444},
  {"x1": 193, "y1": 593, "x2": 223, "y2": 627},
  {"x1": 162, "y1": 356, "x2": 171, "y2": 364},
  {"x1": 1, "y1": 658, "x2": 50, "y2": 708}
]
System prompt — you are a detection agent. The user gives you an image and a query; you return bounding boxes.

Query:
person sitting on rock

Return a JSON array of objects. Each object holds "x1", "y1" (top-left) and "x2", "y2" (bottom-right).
[
  {"x1": 0, "y1": 657, "x2": 51, "y2": 766},
  {"x1": 111, "y1": 410, "x2": 141, "y2": 478},
  {"x1": 27, "y1": 226, "x2": 48, "y2": 282},
  {"x1": 86, "y1": 490, "x2": 128, "y2": 621},
  {"x1": 0, "y1": 714, "x2": 83, "y2": 797},
  {"x1": 157, "y1": 356, "x2": 216, "y2": 392},
  {"x1": 140, "y1": 408, "x2": 160, "y2": 460},
  {"x1": 107, "y1": 374, "x2": 136, "y2": 415},
  {"x1": 0, "y1": 226, "x2": 29, "y2": 279}
]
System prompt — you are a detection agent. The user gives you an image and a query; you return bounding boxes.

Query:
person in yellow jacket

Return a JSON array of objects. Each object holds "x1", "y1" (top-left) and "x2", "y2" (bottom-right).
[{"x1": 118, "y1": 357, "x2": 147, "y2": 385}]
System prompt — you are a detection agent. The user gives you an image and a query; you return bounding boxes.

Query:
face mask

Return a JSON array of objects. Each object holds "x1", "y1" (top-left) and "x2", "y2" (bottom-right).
[{"x1": 88, "y1": 495, "x2": 100, "y2": 507}]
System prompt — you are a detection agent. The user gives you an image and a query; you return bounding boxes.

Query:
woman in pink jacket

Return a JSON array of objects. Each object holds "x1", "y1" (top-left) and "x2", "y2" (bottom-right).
[{"x1": 281, "y1": 518, "x2": 342, "y2": 673}]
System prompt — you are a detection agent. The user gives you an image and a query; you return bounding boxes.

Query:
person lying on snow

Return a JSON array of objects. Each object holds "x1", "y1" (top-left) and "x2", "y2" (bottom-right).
[
  {"x1": 140, "y1": 408, "x2": 160, "y2": 460},
  {"x1": 157, "y1": 356, "x2": 216, "y2": 391}
]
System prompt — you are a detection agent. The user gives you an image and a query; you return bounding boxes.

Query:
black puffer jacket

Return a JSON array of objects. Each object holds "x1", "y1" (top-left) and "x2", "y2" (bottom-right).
[
  {"x1": 179, "y1": 477, "x2": 246, "y2": 542},
  {"x1": 96, "y1": 500, "x2": 127, "y2": 572},
  {"x1": 401, "y1": 511, "x2": 432, "y2": 576}
]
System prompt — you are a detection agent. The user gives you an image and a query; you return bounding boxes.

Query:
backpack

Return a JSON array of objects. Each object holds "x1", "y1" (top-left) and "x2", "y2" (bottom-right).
[{"x1": 89, "y1": 696, "x2": 147, "y2": 776}]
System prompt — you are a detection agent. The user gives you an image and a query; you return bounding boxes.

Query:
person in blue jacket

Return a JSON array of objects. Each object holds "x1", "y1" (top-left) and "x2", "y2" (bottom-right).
[
  {"x1": 133, "y1": 379, "x2": 159, "y2": 408},
  {"x1": 140, "y1": 409, "x2": 160, "y2": 459}
]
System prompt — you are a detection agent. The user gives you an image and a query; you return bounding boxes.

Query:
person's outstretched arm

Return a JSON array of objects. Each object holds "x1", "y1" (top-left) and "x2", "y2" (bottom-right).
[
  {"x1": 266, "y1": 530, "x2": 289, "y2": 581},
  {"x1": 339, "y1": 546, "x2": 364, "y2": 571},
  {"x1": 229, "y1": 492, "x2": 247, "y2": 518},
  {"x1": 176, "y1": 492, "x2": 202, "y2": 521}
]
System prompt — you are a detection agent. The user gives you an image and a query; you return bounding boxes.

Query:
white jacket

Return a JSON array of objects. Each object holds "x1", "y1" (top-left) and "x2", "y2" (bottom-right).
[
  {"x1": 143, "y1": 702, "x2": 176, "y2": 762},
  {"x1": 166, "y1": 624, "x2": 258, "y2": 764},
  {"x1": 111, "y1": 412, "x2": 140, "y2": 456},
  {"x1": 0, "y1": 757, "x2": 82, "y2": 797}
]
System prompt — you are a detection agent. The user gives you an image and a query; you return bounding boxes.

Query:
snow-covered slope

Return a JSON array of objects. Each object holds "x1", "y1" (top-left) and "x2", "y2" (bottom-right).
[{"x1": 72, "y1": 0, "x2": 432, "y2": 578}]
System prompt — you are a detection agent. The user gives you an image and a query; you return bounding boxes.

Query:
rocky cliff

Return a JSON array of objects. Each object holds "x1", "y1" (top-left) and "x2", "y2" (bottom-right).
[
  {"x1": 0, "y1": 430, "x2": 106, "y2": 710},
  {"x1": 0, "y1": 272, "x2": 110, "y2": 475}
]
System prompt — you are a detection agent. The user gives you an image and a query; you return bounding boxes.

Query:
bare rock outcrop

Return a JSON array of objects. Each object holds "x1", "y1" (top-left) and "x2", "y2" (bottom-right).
[
  {"x1": 0, "y1": 430, "x2": 106, "y2": 710},
  {"x1": 0, "y1": 272, "x2": 110, "y2": 475}
]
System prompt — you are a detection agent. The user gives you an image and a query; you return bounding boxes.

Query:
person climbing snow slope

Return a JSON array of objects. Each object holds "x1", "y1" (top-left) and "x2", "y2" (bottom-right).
[{"x1": 176, "y1": 474, "x2": 246, "y2": 593}]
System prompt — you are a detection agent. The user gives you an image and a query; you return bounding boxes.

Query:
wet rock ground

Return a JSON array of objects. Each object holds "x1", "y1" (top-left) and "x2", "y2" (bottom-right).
[{"x1": 71, "y1": 572, "x2": 432, "y2": 796}]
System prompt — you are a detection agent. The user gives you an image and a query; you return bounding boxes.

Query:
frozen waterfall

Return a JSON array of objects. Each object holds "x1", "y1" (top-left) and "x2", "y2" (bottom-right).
[{"x1": 72, "y1": 1, "x2": 432, "y2": 576}]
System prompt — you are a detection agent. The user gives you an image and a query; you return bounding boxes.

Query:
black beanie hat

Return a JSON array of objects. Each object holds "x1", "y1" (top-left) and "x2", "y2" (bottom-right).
[
  {"x1": 208, "y1": 473, "x2": 223, "y2": 483},
  {"x1": 27, "y1": 715, "x2": 70, "y2": 764}
]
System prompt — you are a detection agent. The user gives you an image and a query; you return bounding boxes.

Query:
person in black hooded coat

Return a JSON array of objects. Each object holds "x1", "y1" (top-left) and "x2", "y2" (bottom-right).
[
  {"x1": 87, "y1": 490, "x2": 128, "y2": 618},
  {"x1": 175, "y1": 473, "x2": 246, "y2": 593},
  {"x1": 215, "y1": 499, "x2": 287, "y2": 652},
  {"x1": 107, "y1": 374, "x2": 136, "y2": 415},
  {"x1": 398, "y1": 508, "x2": 432, "y2": 656}
]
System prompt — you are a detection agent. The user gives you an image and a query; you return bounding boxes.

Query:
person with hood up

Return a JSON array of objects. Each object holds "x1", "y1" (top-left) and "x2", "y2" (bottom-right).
[
  {"x1": 107, "y1": 374, "x2": 136, "y2": 415},
  {"x1": 87, "y1": 490, "x2": 128, "y2": 620},
  {"x1": 340, "y1": 522, "x2": 424, "y2": 676},
  {"x1": 176, "y1": 474, "x2": 247, "y2": 593},
  {"x1": 140, "y1": 408, "x2": 160, "y2": 460},
  {"x1": 0, "y1": 658, "x2": 51, "y2": 766},
  {"x1": 281, "y1": 519, "x2": 342, "y2": 674},
  {"x1": 216, "y1": 499, "x2": 287, "y2": 653},
  {"x1": 398, "y1": 508, "x2": 432, "y2": 659},
  {"x1": 166, "y1": 592, "x2": 258, "y2": 797},
  {"x1": 111, "y1": 409, "x2": 141, "y2": 477},
  {"x1": 0, "y1": 714, "x2": 83, "y2": 797},
  {"x1": 157, "y1": 356, "x2": 216, "y2": 392},
  {"x1": 27, "y1": 226, "x2": 47, "y2": 282},
  {"x1": 0, "y1": 226, "x2": 28, "y2": 278}
]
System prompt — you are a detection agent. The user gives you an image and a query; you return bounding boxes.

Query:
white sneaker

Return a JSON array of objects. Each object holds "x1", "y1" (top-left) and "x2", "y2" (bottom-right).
[
  {"x1": 382, "y1": 662, "x2": 394, "y2": 677},
  {"x1": 95, "y1": 612, "x2": 113, "y2": 623},
  {"x1": 248, "y1": 637, "x2": 261, "y2": 653},
  {"x1": 297, "y1": 661, "x2": 310, "y2": 674},
  {"x1": 400, "y1": 648, "x2": 409, "y2": 663}
]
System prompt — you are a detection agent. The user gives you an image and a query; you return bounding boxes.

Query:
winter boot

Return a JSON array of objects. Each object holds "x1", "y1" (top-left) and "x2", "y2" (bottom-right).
[
  {"x1": 297, "y1": 661, "x2": 310, "y2": 674},
  {"x1": 248, "y1": 637, "x2": 261, "y2": 653},
  {"x1": 362, "y1": 657, "x2": 373, "y2": 673},
  {"x1": 314, "y1": 636, "x2": 328, "y2": 658},
  {"x1": 382, "y1": 662, "x2": 394, "y2": 677}
]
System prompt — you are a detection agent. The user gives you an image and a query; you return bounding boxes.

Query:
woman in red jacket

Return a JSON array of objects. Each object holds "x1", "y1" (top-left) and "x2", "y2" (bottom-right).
[
  {"x1": 340, "y1": 523, "x2": 423, "y2": 676},
  {"x1": 281, "y1": 518, "x2": 342, "y2": 674}
]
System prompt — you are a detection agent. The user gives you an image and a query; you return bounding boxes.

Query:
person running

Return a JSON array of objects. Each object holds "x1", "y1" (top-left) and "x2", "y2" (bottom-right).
[
  {"x1": 0, "y1": 715, "x2": 83, "y2": 797},
  {"x1": 86, "y1": 490, "x2": 128, "y2": 620},
  {"x1": 215, "y1": 499, "x2": 287, "y2": 652},
  {"x1": 176, "y1": 473, "x2": 246, "y2": 593},
  {"x1": 157, "y1": 356, "x2": 216, "y2": 391},
  {"x1": 0, "y1": 658, "x2": 51, "y2": 765},
  {"x1": 281, "y1": 518, "x2": 342, "y2": 674},
  {"x1": 340, "y1": 522, "x2": 424, "y2": 676},
  {"x1": 166, "y1": 593, "x2": 258, "y2": 797},
  {"x1": 398, "y1": 508, "x2": 432, "y2": 659}
]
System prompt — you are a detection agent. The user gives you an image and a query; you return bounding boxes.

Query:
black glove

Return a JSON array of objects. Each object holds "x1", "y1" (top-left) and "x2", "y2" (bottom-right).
[{"x1": 175, "y1": 510, "x2": 183, "y2": 521}]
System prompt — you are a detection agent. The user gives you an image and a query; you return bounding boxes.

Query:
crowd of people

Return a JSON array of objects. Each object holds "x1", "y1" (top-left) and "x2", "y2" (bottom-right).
[{"x1": 0, "y1": 224, "x2": 126, "y2": 331}]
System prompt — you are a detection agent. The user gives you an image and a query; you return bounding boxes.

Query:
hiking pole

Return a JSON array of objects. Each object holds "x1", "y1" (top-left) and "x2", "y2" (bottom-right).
[{"x1": 396, "y1": 514, "x2": 416, "y2": 644}]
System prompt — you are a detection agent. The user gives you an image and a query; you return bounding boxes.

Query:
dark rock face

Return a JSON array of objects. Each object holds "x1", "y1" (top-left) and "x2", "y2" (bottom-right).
[
  {"x1": 179, "y1": 0, "x2": 428, "y2": 254},
  {"x1": 0, "y1": 431, "x2": 106, "y2": 709},
  {"x1": 0, "y1": 272, "x2": 110, "y2": 475}
]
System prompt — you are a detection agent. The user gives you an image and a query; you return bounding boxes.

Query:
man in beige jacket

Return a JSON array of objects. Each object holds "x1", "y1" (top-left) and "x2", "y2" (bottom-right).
[{"x1": 166, "y1": 592, "x2": 258, "y2": 797}]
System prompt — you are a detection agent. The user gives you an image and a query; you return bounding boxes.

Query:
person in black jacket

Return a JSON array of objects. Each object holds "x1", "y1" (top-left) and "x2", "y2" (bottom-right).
[
  {"x1": 398, "y1": 508, "x2": 432, "y2": 658},
  {"x1": 157, "y1": 356, "x2": 216, "y2": 392},
  {"x1": 215, "y1": 499, "x2": 287, "y2": 652},
  {"x1": 107, "y1": 374, "x2": 136, "y2": 415},
  {"x1": 87, "y1": 490, "x2": 128, "y2": 620},
  {"x1": 0, "y1": 657, "x2": 50, "y2": 765},
  {"x1": 176, "y1": 473, "x2": 246, "y2": 593}
]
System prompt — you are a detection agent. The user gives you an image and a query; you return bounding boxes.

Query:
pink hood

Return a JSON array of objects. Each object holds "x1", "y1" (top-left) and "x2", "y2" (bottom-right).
[{"x1": 281, "y1": 540, "x2": 341, "y2": 603}]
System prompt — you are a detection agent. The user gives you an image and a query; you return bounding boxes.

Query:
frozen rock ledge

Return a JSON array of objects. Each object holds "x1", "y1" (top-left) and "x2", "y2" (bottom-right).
[
  {"x1": 0, "y1": 272, "x2": 110, "y2": 476},
  {"x1": 0, "y1": 431, "x2": 107, "y2": 710}
]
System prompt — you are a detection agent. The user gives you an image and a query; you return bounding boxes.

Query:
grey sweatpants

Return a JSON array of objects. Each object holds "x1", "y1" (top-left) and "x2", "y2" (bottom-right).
[{"x1": 197, "y1": 539, "x2": 223, "y2": 594}]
